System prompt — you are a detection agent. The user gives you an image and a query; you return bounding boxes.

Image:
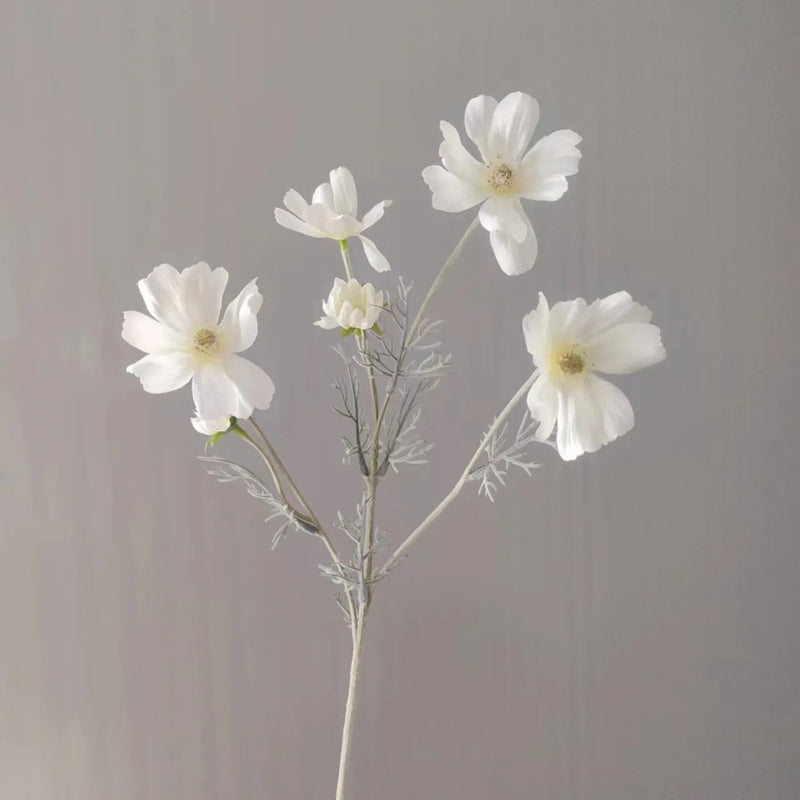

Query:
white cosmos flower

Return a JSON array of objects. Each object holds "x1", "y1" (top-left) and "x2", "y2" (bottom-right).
[
  {"x1": 191, "y1": 413, "x2": 232, "y2": 436},
  {"x1": 275, "y1": 167, "x2": 391, "y2": 273},
  {"x1": 522, "y1": 291, "x2": 666, "y2": 461},
  {"x1": 314, "y1": 278, "x2": 384, "y2": 332},
  {"x1": 422, "y1": 91, "x2": 582, "y2": 276},
  {"x1": 122, "y1": 262, "x2": 275, "y2": 420}
]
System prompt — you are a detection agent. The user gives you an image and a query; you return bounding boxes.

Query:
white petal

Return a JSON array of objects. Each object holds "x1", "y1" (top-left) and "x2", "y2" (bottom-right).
[
  {"x1": 360, "y1": 200, "x2": 389, "y2": 231},
  {"x1": 555, "y1": 375, "x2": 634, "y2": 461},
  {"x1": 521, "y1": 292, "x2": 551, "y2": 366},
  {"x1": 306, "y1": 205, "x2": 361, "y2": 239},
  {"x1": 274, "y1": 207, "x2": 325, "y2": 238},
  {"x1": 283, "y1": 189, "x2": 309, "y2": 218},
  {"x1": 122, "y1": 310, "x2": 183, "y2": 354},
  {"x1": 578, "y1": 291, "x2": 652, "y2": 341},
  {"x1": 180, "y1": 262, "x2": 228, "y2": 327},
  {"x1": 526, "y1": 374, "x2": 558, "y2": 441},
  {"x1": 488, "y1": 213, "x2": 538, "y2": 275},
  {"x1": 330, "y1": 167, "x2": 358, "y2": 217},
  {"x1": 314, "y1": 316, "x2": 339, "y2": 329},
  {"x1": 478, "y1": 197, "x2": 529, "y2": 242},
  {"x1": 488, "y1": 92, "x2": 540, "y2": 162},
  {"x1": 127, "y1": 352, "x2": 194, "y2": 394},
  {"x1": 224, "y1": 355, "x2": 276, "y2": 412},
  {"x1": 464, "y1": 95, "x2": 497, "y2": 163},
  {"x1": 137, "y1": 263, "x2": 187, "y2": 330},
  {"x1": 548, "y1": 297, "x2": 589, "y2": 343},
  {"x1": 519, "y1": 130, "x2": 582, "y2": 201},
  {"x1": 220, "y1": 278, "x2": 263, "y2": 353},
  {"x1": 421, "y1": 165, "x2": 487, "y2": 212},
  {"x1": 357, "y1": 235, "x2": 390, "y2": 272},
  {"x1": 312, "y1": 182, "x2": 334, "y2": 208},
  {"x1": 586, "y1": 323, "x2": 666, "y2": 374},
  {"x1": 191, "y1": 414, "x2": 232, "y2": 435},
  {"x1": 439, "y1": 121, "x2": 486, "y2": 184},
  {"x1": 192, "y1": 362, "x2": 246, "y2": 419}
]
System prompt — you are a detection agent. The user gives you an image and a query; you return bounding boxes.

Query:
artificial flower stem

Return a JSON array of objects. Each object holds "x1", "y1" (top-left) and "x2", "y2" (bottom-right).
[
  {"x1": 382, "y1": 371, "x2": 538, "y2": 573},
  {"x1": 408, "y1": 215, "x2": 480, "y2": 342},
  {"x1": 339, "y1": 239, "x2": 354, "y2": 280},
  {"x1": 248, "y1": 417, "x2": 357, "y2": 623},
  {"x1": 335, "y1": 609, "x2": 367, "y2": 800}
]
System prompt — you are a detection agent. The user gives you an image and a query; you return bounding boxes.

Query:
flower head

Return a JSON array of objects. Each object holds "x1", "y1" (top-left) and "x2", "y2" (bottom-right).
[
  {"x1": 422, "y1": 91, "x2": 582, "y2": 275},
  {"x1": 522, "y1": 291, "x2": 666, "y2": 460},
  {"x1": 122, "y1": 262, "x2": 275, "y2": 420},
  {"x1": 314, "y1": 277, "x2": 384, "y2": 332},
  {"x1": 275, "y1": 167, "x2": 391, "y2": 272}
]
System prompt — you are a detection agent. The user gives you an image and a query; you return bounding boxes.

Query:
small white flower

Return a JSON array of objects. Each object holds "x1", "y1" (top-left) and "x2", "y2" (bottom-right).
[
  {"x1": 191, "y1": 413, "x2": 232, "y2": 436},
  {"x1": 275, "y1": 167, "x2": 391, "y2": 273},
  {"x1": 122, "y1": 262, "x2": 275, "y2": 420},
  {"x1": 422, "y1": 91, "x2": 582, "y2": 275},
  {"x1": 314, "y1": 278, "x2": 384, "y2": 332},
  {"x1": 522, "y1": 291, "x2": 666, "y2": 461}
]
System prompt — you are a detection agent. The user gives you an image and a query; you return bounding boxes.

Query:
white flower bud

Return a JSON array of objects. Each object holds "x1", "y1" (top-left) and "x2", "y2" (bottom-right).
[{"x1": 314, "y1": 278, "x2": 384, "y2": 332}]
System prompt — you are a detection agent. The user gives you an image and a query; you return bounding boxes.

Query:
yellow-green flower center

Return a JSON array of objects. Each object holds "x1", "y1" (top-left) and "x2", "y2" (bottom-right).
[
  {"x1": 548, "y1": 345, "x2": 589, "y2": 379},
  {"x1": 193, "y1": 327, "x2": 219, "y2": 355},
  {"x1": 488, "y1": 162, "x2": 515, "y2": 194},
  {"x1": 558, "y1": 351, "x2": 585, "y2": 375}
]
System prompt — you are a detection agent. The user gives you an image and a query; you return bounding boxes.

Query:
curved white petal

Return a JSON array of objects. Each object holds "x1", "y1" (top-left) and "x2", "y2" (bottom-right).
[
  {"x1": 464, "y1": 95, "x2": 497, "y2": 163},
  {"x1": 312, "y1": 182, "x2": 334, "y2": 208},
  {"x1": 357, "y1": 235, "x2": 391, "y2": 272},
  {"x1": 122, "y1": 310, "x2": 183, "y2": 354},
  {"x1": 521, "y1": 292, "x2": 551, "y2": 365},
  {"x1": 330, "y1": 167, "x2": 358, "y2": 217},
  {"x1": 127, "y1": 352, "x2": 194, "y2": 394},
  {"x1": 578, "y1": 291, "x2": 652, "y2": 340},
  {"x1": 220, "y1": 278, "x2": 263, "y2": 353},
  {"x1": 519, "y1": 130, "x2": 583, "y2": 201},
  {"x1": 275, "y1": 207, "x2": 325, "y2": 238},
  {"x1": 192, "y1": 362, "x2": 246, "y2": 418},
  {"x1": 555, "y1": 375, "x2": 634, "y2": 461},
  {"x1": 526, "y1": 374, "x2": 558, "y2": 441},
  {"x1": 478, "y1": 197, "x2": 529, "y2": 242},
  {"x1": 224, "y1": 355, "x2": 276, "y2": 412},
  {"x1": 548, "y1": 297, "x2": 589, "y2": 343},
  {"x1": 191, "y1": 414, "x2": 231, "y2": 435},
  {"x1": 283, "y1": 189, "x2": 309, "y2": 218},
  {"x1": 137, "y1": 264, "x2": 187, "y2": 330},
  {"x1": 305, "y1": 205, "x2": 361, "y2": 240},
  {"x1": 421, "y1": 165, "x2": 487, "y2": 212},
  {"x1": 488, "y1": 213, "x2": 538, "y2": 275},
  {"x1": 439, "y1": 121, "x2": 486, "y2": 185},
  {"x1": 180, "y1": 262, "x2": 228, "y2": 328},
  {"x1": 314, "y1": 316, "x2": 339, "y2": 329},
  {"x1": 586, "y1": 323, "x2": 666, "y2": 374},
  {"x1": 360, "y1": 200, "x2": 389, "y2": 231},
  {"x1": 488, "y1": 92, "x2": 540, "y2": 162}
]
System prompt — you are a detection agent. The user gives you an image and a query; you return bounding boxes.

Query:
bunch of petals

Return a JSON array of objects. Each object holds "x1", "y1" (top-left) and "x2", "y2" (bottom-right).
[
  {"x1": 423, "y1": 91, "x2": 581, "y2": 275},
  {"x1": 122, "y1": 262, "x2": 275, "y2": 430},
  {"x1": 523, "y1": 291, "x2": 666, "y2": 460},
  {"x1": 315, "y1": 278, "x2": 384, "y2": 332},
  {"x1": 275, "y1": 167, "x2": 391, "y2": 273}
]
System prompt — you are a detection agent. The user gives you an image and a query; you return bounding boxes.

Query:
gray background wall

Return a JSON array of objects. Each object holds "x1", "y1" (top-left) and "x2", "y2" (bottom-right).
[{"x1": 2, "y1": 0, "x2": 798, "y2": 798}]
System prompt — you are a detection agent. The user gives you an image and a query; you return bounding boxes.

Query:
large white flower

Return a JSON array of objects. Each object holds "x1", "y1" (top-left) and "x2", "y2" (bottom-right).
[
  {"x1": 422, "y1": 91, "x2": 582, "y2": 275},
  {"x1": 122, "y1": 262, "x2": 275, "y2": 420},
  {"x1": 275, "y1": 167, "x2": 391, "y2": 273},
  {"x1": 522, "y1": 291, "x2": 666, "y2": 461},
  {"x1": 314, "y1": 278, "x2": 384, "y2": 332}
]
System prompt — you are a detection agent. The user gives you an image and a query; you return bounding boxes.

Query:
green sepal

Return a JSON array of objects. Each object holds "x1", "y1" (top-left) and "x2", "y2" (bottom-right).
[
  {"x1": 340, "y1": 327, "x2": 356, "y2": 338},
  {"x1": 371, "y1": 322, "x2": 382, "y2": 336},
  {"x1": 205, "y1": 417, "x2": 239, "y2": 450}
]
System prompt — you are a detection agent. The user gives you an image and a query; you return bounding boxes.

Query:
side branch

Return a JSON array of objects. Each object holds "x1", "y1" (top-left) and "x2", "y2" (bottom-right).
[{"x1": 380, "y1": 371, "x2": 537, "y2": 574}]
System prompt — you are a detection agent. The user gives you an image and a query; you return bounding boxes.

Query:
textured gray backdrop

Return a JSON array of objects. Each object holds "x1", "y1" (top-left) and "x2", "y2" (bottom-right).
[{"x1": 2, "y1": 0, "x2": 798, "y2": 798}]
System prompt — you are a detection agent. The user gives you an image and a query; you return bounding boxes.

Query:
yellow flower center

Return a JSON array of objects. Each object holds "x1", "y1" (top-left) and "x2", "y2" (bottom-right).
[
  {"x1": 193, "y1": 327, "x2": 220, "y2": 355},
  {"x1": 549, "y1": 345, "x2": 589, "y2": 379},
  {"x1": 488, "y1": 162, "x2": 515, "y2": 194}
]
